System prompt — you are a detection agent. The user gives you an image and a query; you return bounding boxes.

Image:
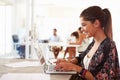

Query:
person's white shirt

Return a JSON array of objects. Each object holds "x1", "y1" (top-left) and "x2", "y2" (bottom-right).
[
  {"x1": 49, "y1": 28, "x2": 61, "y2": 42},
  {"x1": 49, "y1": 35, "x2": 60, "y2": 42}
]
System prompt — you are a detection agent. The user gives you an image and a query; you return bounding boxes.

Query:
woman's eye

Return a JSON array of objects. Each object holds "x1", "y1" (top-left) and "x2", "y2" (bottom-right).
[
  {"x1": 81, "y1": 25, "x2": 86, "y2": 28},
  {"x1": 83, "y1": 24, "x2": 86, "y2": 26},
  {"x1": 81, "y1": 23, "x2": 86, "y2": 26}
]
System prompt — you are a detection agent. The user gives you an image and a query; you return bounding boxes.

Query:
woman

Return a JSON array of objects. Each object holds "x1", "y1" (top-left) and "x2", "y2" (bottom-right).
[
  {"x1": 55, "y1": 6, "x2": 120, "y2": 80},
  {"x1": 63, "y1": 31, "x2": 79, "y2": 59},
  {"x1": 64, "y1": 30, "x2": 88, "y2": 59}
]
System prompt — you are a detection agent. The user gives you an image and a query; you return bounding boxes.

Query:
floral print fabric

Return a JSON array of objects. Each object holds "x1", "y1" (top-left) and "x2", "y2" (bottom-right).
[{"x1": 77, "y1": 37, "x2": 120, "y2": 80}]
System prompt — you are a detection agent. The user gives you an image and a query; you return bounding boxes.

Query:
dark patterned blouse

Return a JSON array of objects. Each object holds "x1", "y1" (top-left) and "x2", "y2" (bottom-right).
[{"x1": 77, "y1": 37, "x2": 120, "y2": 80}]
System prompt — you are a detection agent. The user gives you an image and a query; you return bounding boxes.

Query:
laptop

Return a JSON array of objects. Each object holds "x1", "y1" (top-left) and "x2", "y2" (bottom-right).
[{"x1": 35, "y1": 43, "x2": 76, "y2": 74}]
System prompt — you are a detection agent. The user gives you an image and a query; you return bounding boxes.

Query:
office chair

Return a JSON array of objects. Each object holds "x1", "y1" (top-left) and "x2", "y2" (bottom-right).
[
  {"x1": 12, "y1": 34, "x2": 19, "y2": 50},
  {"x1": 12, "y1": 34, "x2": 25, "y2": 58}
]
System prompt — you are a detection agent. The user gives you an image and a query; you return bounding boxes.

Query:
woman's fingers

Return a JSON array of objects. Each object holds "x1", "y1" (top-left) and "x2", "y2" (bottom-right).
[
  {"x1": 54, "y1": 62, "x2": 74, "y2": 71},
  {"x1": 54, "y1": 59, "x2": 66, "y2": 64}
]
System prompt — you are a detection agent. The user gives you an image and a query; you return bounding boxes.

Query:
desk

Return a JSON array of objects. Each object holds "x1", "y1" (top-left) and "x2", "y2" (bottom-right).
[
  {"x1": 39, "y1": 42, "x2": 80, "y2": 47},
  {"x1": 0, "y1": 58, "x2": 71, "y2": 80}
]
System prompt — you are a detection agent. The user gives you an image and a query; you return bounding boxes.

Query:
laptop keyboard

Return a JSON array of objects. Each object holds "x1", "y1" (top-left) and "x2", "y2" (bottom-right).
[
  {"x1": 48, "y1": 65, "x2": 66, "y2": 72},
  {"x1": 48, "y1": 65, "x2": 56, "y2": 71}
]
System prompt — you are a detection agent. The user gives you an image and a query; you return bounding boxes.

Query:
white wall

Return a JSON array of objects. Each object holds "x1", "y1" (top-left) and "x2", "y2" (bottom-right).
[
  {"x1": 33, "y1": 0, "x2": 120, "y2": 60},
  {"x1": 2, "y1": 0, "x2": 119, "y2": 59}
]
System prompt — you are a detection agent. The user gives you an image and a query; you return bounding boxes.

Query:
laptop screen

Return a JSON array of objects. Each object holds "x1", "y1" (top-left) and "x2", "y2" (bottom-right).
[
  {"x1": 34, "y1": 43, "x2": 46, "y2": 65},
  {"x1": 40, "y1": 56, "x2": 45, "y2": 65}
]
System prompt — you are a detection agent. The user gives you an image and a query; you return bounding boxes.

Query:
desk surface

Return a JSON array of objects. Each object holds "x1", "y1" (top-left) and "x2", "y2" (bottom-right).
[
  {"x1": 0, "y1": 58, "x2": 71, "y2": 80},
  {"x1": 39, "y1": 42, "x2": 80, "y2": 47}
]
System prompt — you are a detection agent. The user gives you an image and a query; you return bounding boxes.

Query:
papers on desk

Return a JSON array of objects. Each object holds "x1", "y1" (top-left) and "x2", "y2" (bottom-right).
[
  {"x1": 0, "y1": 73, "x2": 50, "y2": 80},
  {"x1": 4, "y1": 61, "x2": 41, "y2": 68}
]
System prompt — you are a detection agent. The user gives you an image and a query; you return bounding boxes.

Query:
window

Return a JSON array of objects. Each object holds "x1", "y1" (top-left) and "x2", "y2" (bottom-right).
[{"x1": 0, "y1": 5, "x2": 12, "y2": 55}]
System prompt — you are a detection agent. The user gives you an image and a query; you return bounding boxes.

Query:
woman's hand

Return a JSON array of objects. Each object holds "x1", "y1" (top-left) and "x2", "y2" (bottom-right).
[
  {"x1": 54, "y1": 61, "x2": 81, "y2": 72},
  {"x1": 55, "y1": 59, "x2": 67, "y2": 65},
  {"x1": 55, "y1": 58, "x2": 78, "y2": 64}
]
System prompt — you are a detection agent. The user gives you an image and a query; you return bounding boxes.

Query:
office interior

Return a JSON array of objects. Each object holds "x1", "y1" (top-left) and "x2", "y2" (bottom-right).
[{"x1": 0, "y1": 0, "x2": 120, "y2": 79}]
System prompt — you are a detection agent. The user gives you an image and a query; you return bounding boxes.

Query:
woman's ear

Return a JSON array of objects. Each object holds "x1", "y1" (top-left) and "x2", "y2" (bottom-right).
[{"x1": 94, "y1": 19, "x2": 100, "y2": 28}]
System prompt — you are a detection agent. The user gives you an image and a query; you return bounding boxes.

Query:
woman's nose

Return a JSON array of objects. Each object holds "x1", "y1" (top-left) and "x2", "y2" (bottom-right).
[{"x1": 81, "y1": 27, "x2": 84, "y2": 32}]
